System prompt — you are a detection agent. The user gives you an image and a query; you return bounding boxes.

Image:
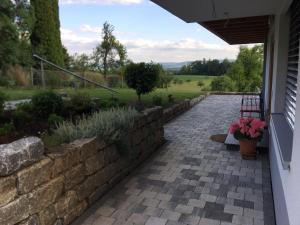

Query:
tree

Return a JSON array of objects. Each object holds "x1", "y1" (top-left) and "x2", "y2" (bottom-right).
[
  {"x1": 0, "y1": 0, "x2": 19, "y2": 70},
  {"x1": 210, "y1": 45, "x2": 264, "y2": 92},
  {"x1": 30, "y1": 0, "x2": 64, "y2": 66},
  {"x1": 124, "y1": 62, "x2": 159, "y2": 102},
  {"x1": 92, "y1": 22, "x2": 127, "y2": 78}
]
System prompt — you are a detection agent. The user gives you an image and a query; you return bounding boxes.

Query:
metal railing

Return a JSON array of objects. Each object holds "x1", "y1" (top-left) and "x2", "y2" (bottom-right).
[{"x1": 33, "y1": 54, "x2": 119, "y2": 94}]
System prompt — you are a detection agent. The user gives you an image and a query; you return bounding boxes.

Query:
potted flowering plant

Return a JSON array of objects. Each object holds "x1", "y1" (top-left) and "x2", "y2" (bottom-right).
[{"x1": 229, "y1": 118, "x2": 266, "y2": 159}]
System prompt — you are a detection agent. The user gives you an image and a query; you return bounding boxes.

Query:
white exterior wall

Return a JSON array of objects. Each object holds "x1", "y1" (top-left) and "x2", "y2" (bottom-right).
[{"x1": 267, "y1": 1, "x2": 300, "y2": 224}]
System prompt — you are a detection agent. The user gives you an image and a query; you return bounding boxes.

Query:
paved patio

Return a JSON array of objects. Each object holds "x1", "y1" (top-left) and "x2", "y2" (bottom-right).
[{"x1": 72, "y1": 95, "x2": 275, "y2": 225}]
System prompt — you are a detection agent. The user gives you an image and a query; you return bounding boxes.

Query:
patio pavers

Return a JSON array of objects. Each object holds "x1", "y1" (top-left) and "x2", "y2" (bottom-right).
[{"x1": 72, "y1": 95, "x2": 275, "y2": 225}]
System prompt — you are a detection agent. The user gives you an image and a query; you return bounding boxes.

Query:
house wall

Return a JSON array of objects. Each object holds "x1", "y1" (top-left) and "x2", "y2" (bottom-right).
[{"x1": 267, "y1": 1, "x2": 300, "y2": 224}]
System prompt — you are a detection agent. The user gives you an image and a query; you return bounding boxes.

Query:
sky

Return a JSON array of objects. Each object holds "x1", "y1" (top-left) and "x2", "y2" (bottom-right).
[{"x1": 59, "y1": 0, "x2": 241, "y2": 62}]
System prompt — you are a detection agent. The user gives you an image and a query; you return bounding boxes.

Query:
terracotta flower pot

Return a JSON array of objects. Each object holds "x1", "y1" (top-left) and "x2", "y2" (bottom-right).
[{"x1": 239, "y1": 139, "x2": 258, "y2": 160}]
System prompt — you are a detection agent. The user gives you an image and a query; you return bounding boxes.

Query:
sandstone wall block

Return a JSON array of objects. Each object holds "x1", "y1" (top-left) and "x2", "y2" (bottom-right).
[
  {"x1": 0, "y1": 194, "x2": 30, "y2": 225},
  {"x1": 17, "y1": 158, "x2": 53, "y2": 194},
  {"x1": 29, "y1": 176, "x2": 64, "y2": 214},
  {"x1": 64, "y1": 164, "x2": 85, "y2": 190},
  {"x1": 0, "y1": 175, "x2": 17, "y2": 206}
]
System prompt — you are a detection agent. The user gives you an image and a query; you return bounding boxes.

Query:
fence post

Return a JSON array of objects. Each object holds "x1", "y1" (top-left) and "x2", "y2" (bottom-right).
[
  {"x1": 30, "y1": 67, "x2": 34, "y2": 86},
  {"x1": 41, "y1": 61, "x2": 45, "y2": 88}
]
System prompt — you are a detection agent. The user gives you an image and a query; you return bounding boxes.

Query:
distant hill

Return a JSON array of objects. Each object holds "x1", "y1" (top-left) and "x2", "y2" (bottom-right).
[{"x1": 160, "y1": 62, "x2": 192, "y2": 71}]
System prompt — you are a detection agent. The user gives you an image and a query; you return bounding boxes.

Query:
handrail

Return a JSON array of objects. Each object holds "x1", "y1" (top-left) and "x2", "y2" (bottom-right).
[{"x1": 33, "y1": 54, "x2": 119, "y2": 94}]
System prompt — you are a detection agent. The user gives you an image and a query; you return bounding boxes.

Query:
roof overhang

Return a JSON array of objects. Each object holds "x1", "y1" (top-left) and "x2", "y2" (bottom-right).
[
  {"x1": 200, "y1": 16, "x2": 270, "y2": 44},
  {"x1": 151, "y1": 0, "x2": 280, "y2": 44}
]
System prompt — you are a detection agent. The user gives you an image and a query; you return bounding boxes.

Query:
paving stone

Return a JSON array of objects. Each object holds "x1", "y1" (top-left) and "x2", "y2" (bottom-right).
[
  {"x1": 199, "y1": 218, "x2": 221, "y2": 225},
  {"x1": 145, "y1": 217, "x2": 167, "y2": 225},
  {"x1": 161, "y1": 210, "x2": 181, "y2": 221},
  {"x1": 175, "y1": 204, "x2": 194, "y2": 214},
  {"x1": 187, "y1": 199, "x2": 205, "y2": 208},
  {"x1": 224, "y1": 204, "x2": 243, "y2": 215}
]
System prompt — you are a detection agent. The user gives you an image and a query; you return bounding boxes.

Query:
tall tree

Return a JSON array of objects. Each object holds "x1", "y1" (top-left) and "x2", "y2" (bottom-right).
[
  {"x1": 0, "y1": 0, "x2": 19, "y2": 70},
  {"x1": 92, "y1": 22, "x2": 127, "y2": 78},
  {"x1": 30, "y1": 0, "x2": 64, "y2": 66}
]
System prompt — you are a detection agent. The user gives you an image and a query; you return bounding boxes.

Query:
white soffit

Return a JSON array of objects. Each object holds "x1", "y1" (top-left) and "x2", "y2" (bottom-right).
[{"x1": 151, "y1": 0, "x2": 281, "y2": 22}]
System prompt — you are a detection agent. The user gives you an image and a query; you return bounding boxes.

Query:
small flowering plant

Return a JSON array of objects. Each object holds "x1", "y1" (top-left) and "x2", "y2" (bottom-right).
[{"x1": 229, "y1": 118, "x2": 266, "y2": 141}]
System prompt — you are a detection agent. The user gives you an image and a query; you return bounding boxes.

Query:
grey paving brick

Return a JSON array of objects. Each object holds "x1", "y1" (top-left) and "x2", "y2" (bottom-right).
[
  {"x1": 175, "y1": 204, "x2": 194, "y2": 214},
  {"x1": 161, "y1": 210, "x2": 181, "y2": 221},
  {"x1": 145, "y1": 217, "x2": 167, "y2": 225}
]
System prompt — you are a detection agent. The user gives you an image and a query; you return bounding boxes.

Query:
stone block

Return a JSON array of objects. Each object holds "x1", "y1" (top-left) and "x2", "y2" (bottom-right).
[
  {"x1": 64, "y1": 164, "x2": 85, "y2": 190},
  {"x1": 62, "y1": 200, "x2": 87, "y2": 225},
  {"x1": 19, "y1": 215, "x2": 40, "y2": 225},
  {"x1": 0, "y1": 195, "x2": 30, "y2": 225},
  {"x1": 29, "y1": 176, "x2": 64, "y2": 214},
  {"x1": 85, "y1": 151, "x2": 105, "y2": 175},
  {"x1": 0, "y1": 175, "x2": 17, "y2": 206},
  {"x1": 17, "y1": 158, "x2": 53, "y2": 194},
  {"x1": 39, "y1": 206, "x2": 57, "y2": 225},
  {"x1": 76, "y1": 169, "x2": 106, "y2": 201},
  {"x1": 55, "y1": 191, "x2": 79, "y2": 218},
  {"x1": 103, "y1": 146, "x2": 119, "y2": 165},
  {"x1": 0, "y1": 137, "x2": 44, "y2": 176}
]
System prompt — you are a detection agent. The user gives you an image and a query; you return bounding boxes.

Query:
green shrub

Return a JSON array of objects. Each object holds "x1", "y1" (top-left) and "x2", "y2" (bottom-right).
[
  {"x1": 197, "y1": 80, "x2": 205, "y2": 87},
  {"x1": 152, "y1": 96, "x2": 163, "y2": 106},
  {"x1": 178, "y1": 80, "x2": 183, "y2": 85},
  {"x1": 52, "y1": 107, "x2": 139, "y2": 145},
  {"x1": 0, "y1": 91, "x2": 7, "y2": 114},
  {"x1": 69, "y1": 92, "x2": 93, "y2": 114},
  {"x1": 48, "y1": 113, "x2": 64, "y2": 126},
  {"x1": 186, "y1": 79, "x2": 191, "y2": 82},
  {"x1": 12, "y1": 110, "x2": 32, "y2": 127},
  {"x1": 0, "y1": 122, "x2": 15, "y2": 136},
  {"x1": 173, "y1": 78, "x2": 179, "y2": 84},
  {"x1": 16, "y1": 102, "x2": 33, "y2": 113},
  {"x1": 32, "y1": 91, "x2": 63, "y2": 118},
  {"x1": 211, "y1": 76, "x2": 234, "y2": 91}
]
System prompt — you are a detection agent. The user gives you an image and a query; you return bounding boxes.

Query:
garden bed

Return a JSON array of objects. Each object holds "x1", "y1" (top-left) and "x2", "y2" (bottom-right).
[{"x1": 0, "y1": 106, "x2": 164, "y2": 225}]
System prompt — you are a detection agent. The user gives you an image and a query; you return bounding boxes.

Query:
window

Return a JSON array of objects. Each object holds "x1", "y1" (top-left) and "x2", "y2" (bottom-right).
[{"x1": 284, "y1": 0, "x2": 300, "y2": 129}]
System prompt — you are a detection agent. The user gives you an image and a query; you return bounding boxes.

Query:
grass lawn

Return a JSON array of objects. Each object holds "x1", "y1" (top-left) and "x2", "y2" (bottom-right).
[{"x1": 1, "y1": 75, "x2": 215, "y2": 108}]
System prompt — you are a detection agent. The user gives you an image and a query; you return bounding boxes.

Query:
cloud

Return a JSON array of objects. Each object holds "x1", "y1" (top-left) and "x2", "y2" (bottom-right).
[
  {"x1": 80, "y1": 24, "x2": 101, "y2": 33},
  {"x1": 61, "y1": 27, "x2": 239, "y2": 62},
  {"x1": 60, "y1": 0, "x2": 143, "y2": 5}
]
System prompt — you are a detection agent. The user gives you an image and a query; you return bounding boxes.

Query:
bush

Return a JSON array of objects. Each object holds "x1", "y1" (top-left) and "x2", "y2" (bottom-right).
[
  {"x1": 12, "y1": 110, "x2": 32, "y2": 127},
  {"x1": 124, "y1": 62, "x2": 160, "y2": 101},
  {"x1": 197, "y1": 80, "x2": 205, "y2": 87},
  {"x1": 186, "y1": 79, "x2": 191, "y2": 82},
  {"x1": 0, "y1": 91, "x2": 7, "y2": 114},
  {"x1": 51, "y1": 107, "x2": 139, "y2": 145},
  {"x1": 178, "y1": 80, "x2": 183, "y2": 85},
  {"x1": 32, "y1": 91, "x2": 63, "y2": 118},
  {"x1": 48, "y1": 113, "x2": 64, "y2": 127},
  {"x1": 0, "y1": 122, "x2": 15, "y2": 136},
  {"x1": 211, "y1": 76, "x2": 234, "y2": 92},
  {"x1": 69, "y1": 92, "x2": 94, "y2": 115},
  {"x1": 16, "y1": 102, "x2": 33, "y2": 113},
  {"x1": 152, "y1": 96, "x2": 163, "y2": 106},
  {"x1": 106, "y1": 75, "x2": 120, "y2": 88}
]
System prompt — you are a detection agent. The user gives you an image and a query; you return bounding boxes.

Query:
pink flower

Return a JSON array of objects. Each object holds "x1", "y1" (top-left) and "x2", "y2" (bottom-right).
[
  {"x1": 229, "y1": 117, "x2": 266, "y2": 139},
  {"x1": 229, "y1": 122, "x2": 239, "y2": 134}
]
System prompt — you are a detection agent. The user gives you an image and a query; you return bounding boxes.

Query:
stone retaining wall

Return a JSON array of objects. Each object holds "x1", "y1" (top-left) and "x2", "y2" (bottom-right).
[
  {"x1": 0, "y1": 107, "x2": 164, "y2": 225},
  {"x1": 163, "y1": 94, "x2": 208, "y2": 123}
]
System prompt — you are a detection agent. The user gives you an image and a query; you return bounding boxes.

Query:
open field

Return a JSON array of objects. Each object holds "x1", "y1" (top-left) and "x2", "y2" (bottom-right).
[{"x1": 1, "y1": 75, "x2": 216, "y2": 108}]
